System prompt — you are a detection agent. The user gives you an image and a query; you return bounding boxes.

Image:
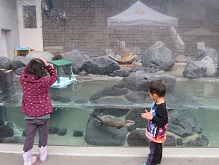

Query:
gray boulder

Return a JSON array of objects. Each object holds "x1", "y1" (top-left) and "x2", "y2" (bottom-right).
[
  {"x1": 164, "y1": 134, "x2": 177, "y2": 146},
  {"x1": 92, "y1": 108, "x2": 129, "y2": 118},
  {"x1": 0, "y1": 125, "x2": 14, "y2": 138},
  {"x1": 183, "y1": 60, "x2": 207, "y2": 79},
  {"x1": 184, "y1": 135, "x2": 209, "y2": 147},
  {"x1": 0, "y1": 57, "x2": 12, "y2": 70},
  {"x1": 125, "y1": 91, "x2": 149, "y2": 103},
  {"x1": 25, "y1": 51, "x2": 54, "y2": 61},
  {"x1": 142, "y1": 41, "x2": 176, "y2": 71},
  {"x1": 122, "y1": 70, "x2": 150, "y2": 91},
  {"x1": 63, "y1": 49, "x2": 88, "y2": 73},
  {"x1": 125, "y1": 109, "x2": 148, "y2": 128},
  {"x1": 56, "y1": 128, "x2": 67, "y2": 136},
  {"x1": 104, "y1": 49, "x2": 116, "y2": 57},
  {"x1": 197, "y1": 48, "x2": 218, "y2": 76},
  {"x1": 168, "y1": 109, "x2": 202, "y2": 138},
  {"x1": 90, "y1": 97, "x2": 130, "y2": 107},
  {"x1": 82, "y1": 57, "x2": 120, "y2": 75},
  {"x1": 183, "y1": 48, "x2": 219, "y2": 79},
  {"x1": 112, "y1": 69, "x2": 129, "y2": 77},
  {"x1": 12, "y1": 56, "x2": 29, "y2": 70},
  {"x1": 84, "y1": 116, "x2": 128, "y2": 146},
  {"x1": 89, "y1": 85, "x2": 128, "y2": 101},
  {"x1": 3, "y1": 136, "x2": 24, "y2": 143},
  {"x1": 201, "y1": 56, "x2": 216, "y2": 76},
  {"x1": 122, "y1": 71, "x2": 176, "y2": 91},
  {"x1": 127, "y1": 130, "x2": 150, "y2": 146}
]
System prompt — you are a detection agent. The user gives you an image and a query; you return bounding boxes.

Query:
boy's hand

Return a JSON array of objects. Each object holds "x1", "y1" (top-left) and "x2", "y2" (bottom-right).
[{"x1": 141, "y1": 110, "x2": 153, "y2": 120}]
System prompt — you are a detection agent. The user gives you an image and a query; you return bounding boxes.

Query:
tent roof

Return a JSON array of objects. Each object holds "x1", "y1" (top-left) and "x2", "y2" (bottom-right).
[{"x1": 107, "y1": 1, "x2": 178, "y2": 27}]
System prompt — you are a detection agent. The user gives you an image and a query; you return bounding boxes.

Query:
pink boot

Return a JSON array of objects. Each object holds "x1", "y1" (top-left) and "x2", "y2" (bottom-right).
[
  {"x1": 39, "y1": 146, "x2": 48, "y2": 163},
  {"x1": 22, "y1": 150, "x2": 37, "y2": 165}
]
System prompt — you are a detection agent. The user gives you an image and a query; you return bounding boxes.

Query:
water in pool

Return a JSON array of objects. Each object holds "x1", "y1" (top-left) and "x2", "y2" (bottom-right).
[{"x1": 1, "y1": 76, "x2": 219, "y2": 147}]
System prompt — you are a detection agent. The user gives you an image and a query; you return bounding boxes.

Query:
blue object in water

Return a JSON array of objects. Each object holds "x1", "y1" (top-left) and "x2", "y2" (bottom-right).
[
  {"x1": 49, "y1": 59, "x2": 76, "y2": 88},
  {"x1": 51, "y1": 77, "x2": 77, "y2": 88}
]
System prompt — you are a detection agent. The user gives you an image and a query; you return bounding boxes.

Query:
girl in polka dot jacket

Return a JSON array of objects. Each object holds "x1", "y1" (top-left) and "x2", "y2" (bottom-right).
[{"x1": 20, "y1": 58, "x2": 57, "y2": 165}]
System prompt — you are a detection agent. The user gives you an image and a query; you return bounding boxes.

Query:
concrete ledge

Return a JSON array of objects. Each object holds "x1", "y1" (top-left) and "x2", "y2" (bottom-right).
[{"x1": 0, "y1": 144, "x2": 219, "y2": 165}]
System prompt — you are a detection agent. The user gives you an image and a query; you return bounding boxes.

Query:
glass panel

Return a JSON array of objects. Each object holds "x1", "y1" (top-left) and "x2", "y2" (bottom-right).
[
  {"x1": 0, "y1": 0, "x2": 219, "y2": 149},
  {"x1": 1, "y1": 76, "x2": 219, "y2": 147}
]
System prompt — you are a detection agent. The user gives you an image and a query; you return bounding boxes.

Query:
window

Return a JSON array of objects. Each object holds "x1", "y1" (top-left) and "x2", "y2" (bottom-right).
[{"x1": 23, "y1": 6, "x2": 37, "y2": 28}]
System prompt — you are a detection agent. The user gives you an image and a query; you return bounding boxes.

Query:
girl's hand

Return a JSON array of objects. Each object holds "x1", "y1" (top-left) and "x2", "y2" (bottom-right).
[
  {"x1": 40, "y1": 58, "x2": 49, "y2": 67},
  {"x1": 141, "y1": 110, "x2": 153, "y2": 120}
]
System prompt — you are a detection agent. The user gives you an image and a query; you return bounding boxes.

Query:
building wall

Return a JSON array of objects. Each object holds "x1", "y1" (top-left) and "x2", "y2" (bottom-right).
[
  {"x1": 42, "y1": 0, "x2": 219, "y2": 57},
  {"x1": 17, "y1": 0, "x2": 44, "y2": 51},
  {"x1": 0, "y1": 0, "x2": 19, "y2": 59}
]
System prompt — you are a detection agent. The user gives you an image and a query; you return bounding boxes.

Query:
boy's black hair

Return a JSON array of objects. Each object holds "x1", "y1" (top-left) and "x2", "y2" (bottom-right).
[
  {"x1": 26, "y1": 58, "x2": 47, "y2": 79},
  {"x1": 148, "y1": 80, "x2": 166, "y2": 97}
]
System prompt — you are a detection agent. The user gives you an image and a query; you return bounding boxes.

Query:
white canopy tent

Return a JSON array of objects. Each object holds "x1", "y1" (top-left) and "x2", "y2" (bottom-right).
[
  {"x1": 107, "y1": 0, "x2": 178, "y2": 27},
  {"x1": 107, "y1": 1, "x2": 184, "y2": 53}
]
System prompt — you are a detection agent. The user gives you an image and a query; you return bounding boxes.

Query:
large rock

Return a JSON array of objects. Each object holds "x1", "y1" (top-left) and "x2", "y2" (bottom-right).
[
  {"x1": 84, "y1": 116, "x2": 128, "y2": 146},
  {"x1": 164, "y1": 134, "x2": 177, "y2": 146},
  {"x1": 127, "y1": 130, "x2": 150, "y2": 146},
  {"x1": 90, "y1": 97, "x2": 130, "y2": 107},
  {"x1": 112, "y1": 69, "x2": 130, "y2": 77},
  {"x1": 126, "y1": 108, "x2": 206, "y2": 146},
  {"x1": 25, "y1": 51, "x2": 54, "y2": 61},
  {"x1": 63, "y1": 49, "x2": 88, "y2": 74},
  {"x1": 0, "y1": 120, "x2": 4, "y2": 126},
  {"x1": 184, "y1": 135, "x2": 209, "y2": 147},
  {"x1": 92, "y1": 108, "x2": 130, "y2": 118},
  {"x1": 0, "y1": 125, "x2": 14, "y2": 138},
  {"x1": 122, "y1": 70, "x2": 150, "y2": 91},
  {"x1": 11, "y1": 56, "x2": 29, "y2": 70},
  {"x1": 201, "y1": 56, "x2": 216, "y2": 76},
  {"x1": 142, "y1": 41, "x2": 176, "y2": 71},
  {"x1": 183, "y1": 60, "x2": 207, "y2": 79},
  {"x1": 125, "y1": 91, "x2": 149, "y2": 103},
  {"x1": 168, "y1": 109, "x2": 202, "y2": 138},
  {"x1": 122, "y1": 71, "x2": 176, "y2": 91},
  {"x1": 82, "y1": 57, "x2": 120, "y2": 75},
  {"x1": 0, "y1": 57, "x2": 12, "y2": 70},
  {"x1": 125, "y1": 109, "x2": 148, "y2": 128},
  {"x1": 3, "y1": 136, "x2": 24, "y2": 143},
  {"x1": 89, "y1": 85, "x2": 128, "y2": 101},
  {"x1": 56, "y1": 128, "x2": 67, "y2": 136},
  {"x1": 197, "y1": 48, "x2": 218, "y2": 76},
  {"x1": 183, "y1": 47, "x2": 219, "y2": 79}
]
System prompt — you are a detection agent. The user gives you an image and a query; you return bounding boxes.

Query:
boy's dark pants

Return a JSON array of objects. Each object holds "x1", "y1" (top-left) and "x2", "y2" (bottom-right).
[
  {"x1": 146, "y1": 141, "x2": 162, "y2": 165},
  {"x1": 23, "y1": 119, "x2": 49, "y2": 152}
]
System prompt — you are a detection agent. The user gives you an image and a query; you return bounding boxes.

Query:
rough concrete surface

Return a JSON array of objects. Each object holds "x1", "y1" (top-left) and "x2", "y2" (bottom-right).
[{"x1": 0, "y1": 144, "x2": 219, "y2": 165}]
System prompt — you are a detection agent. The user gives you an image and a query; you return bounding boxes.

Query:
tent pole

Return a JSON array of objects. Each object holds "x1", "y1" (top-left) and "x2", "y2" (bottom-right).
[
  {"x1": 107, "y1": 26, "x2": 109, "y2": 48},
  {"x1": 169, "y1": 26, "x2": 185, "y2": 55}
]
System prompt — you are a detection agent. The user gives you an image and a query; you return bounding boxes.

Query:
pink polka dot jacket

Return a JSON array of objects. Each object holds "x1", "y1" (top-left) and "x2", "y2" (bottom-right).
[{"x1": 20, "y1": 64, "x2": 58, "y2": 117}]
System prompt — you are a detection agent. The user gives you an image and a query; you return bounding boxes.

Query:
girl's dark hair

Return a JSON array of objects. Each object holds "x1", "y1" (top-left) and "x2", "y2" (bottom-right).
[
  {"x1": 148, "y1": 80, "x2": 166, "y2": 97},
  {"x1": 26, "y1": 58, "x2": 47, "y2": 79}
]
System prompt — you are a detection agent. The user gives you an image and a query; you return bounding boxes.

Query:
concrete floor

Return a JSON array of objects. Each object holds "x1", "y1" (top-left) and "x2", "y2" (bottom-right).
[{"x1": 0, "y1": 144, "x2": 219, "y2": 165}]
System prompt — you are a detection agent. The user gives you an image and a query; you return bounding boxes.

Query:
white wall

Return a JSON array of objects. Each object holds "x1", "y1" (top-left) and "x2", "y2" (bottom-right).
[
  {"x1": 17, "y1": 0, "x2": 43, "y2": 51},
  {"x1": 0, "y1": 0, "x2": 19, "y2": 59}
]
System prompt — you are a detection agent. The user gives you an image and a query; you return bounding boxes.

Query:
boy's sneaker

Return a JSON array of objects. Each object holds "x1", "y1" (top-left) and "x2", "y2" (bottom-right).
[{"x1": 140, "y1": 163, "x2": 146, "y2": 165}]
